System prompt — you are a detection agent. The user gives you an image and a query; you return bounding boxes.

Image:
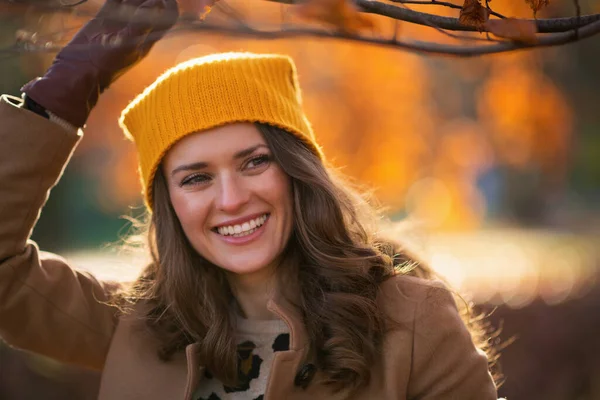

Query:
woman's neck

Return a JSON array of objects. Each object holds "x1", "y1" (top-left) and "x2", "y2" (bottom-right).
[{"x1": 227, "y1": 267, "x2": 279, "y2": 320}]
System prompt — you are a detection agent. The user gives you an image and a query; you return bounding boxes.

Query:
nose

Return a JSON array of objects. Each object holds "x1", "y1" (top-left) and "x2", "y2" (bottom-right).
[{"x1": 216, "y1": 173, "x2": 251, "y2": 213}]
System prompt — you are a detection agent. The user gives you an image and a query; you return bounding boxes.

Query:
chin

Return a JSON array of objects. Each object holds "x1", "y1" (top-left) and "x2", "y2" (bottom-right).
[{"x1": 216, "y1": 255, "x2": 278, "y2": 276}]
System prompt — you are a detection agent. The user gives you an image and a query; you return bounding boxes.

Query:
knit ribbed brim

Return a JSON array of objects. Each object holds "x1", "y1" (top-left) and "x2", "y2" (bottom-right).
[{"x1": 119, "y1": 52, "x2": 323, "y2": 210}]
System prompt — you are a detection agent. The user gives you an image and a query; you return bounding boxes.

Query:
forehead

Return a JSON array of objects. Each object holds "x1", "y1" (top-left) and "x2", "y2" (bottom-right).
[{"x1": 164, "y1": 123, "x2": 265, "y2": 167}]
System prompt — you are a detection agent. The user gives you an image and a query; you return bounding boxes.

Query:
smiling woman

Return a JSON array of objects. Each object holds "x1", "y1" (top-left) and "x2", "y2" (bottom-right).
[{"x1": 0, "y1": 1, "x2": 500, "y2": 399}]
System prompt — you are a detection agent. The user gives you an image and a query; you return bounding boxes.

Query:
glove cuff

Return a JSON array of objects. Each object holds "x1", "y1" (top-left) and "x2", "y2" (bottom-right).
[{"x1": 22, "y1": 62, "x2": 99, "y2": 128}]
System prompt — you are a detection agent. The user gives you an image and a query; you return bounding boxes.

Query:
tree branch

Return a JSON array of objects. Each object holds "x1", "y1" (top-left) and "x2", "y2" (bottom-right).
[
  {"x1": 264, "y1": 0, "x2": 600, "y2": 33},
  {"x1": 387, "y1": 0, "x2": 508, "y2": 20},
  {"x1": 7, "y1": 16, "x2": 600, "y2": 58},
  {"x1": 11, "y1": 0, "x2": 600, "y2": 34},
  {"x1": 356, "y1": 0, "x2": 600, "y2": 33},
  {"x1": 3, "y1": 0, "x2": 600, "y2": 59},
  {"x1": 180, "y1": 16, "x2": 600, "y2": 56}
]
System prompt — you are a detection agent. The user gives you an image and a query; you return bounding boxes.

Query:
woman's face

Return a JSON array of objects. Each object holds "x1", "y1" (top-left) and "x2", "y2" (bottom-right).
[{"x1": 163, "y1": 123, "x2": 294, "y2": 278}]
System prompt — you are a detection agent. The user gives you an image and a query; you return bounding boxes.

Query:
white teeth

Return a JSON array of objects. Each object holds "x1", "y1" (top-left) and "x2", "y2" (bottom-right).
[
  {"x1": 232, "y1": 228, "x2": 256, "y2": 238},
  {"x1": 216, "y1": 214, "x2": 268, "y2": 237}
]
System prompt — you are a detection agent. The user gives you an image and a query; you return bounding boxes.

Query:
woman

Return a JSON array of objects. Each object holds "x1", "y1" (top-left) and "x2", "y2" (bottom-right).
[{"x1": 0, "y1": 0, "x2": 500, "y2": 399}]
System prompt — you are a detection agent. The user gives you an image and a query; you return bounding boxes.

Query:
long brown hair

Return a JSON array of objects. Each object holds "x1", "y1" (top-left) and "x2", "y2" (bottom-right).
[{"x1": 118, "y1": 123, "x2": 499, "y2": 391}]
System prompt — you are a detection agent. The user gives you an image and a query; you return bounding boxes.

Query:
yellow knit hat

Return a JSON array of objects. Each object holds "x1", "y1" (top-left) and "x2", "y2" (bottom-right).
[{"x1": 119, "y1": 52, "x2": 323, "y2": 210}]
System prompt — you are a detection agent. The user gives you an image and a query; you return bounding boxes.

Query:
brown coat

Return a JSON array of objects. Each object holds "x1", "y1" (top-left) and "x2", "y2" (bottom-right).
[{"x1": 0, "y1": 95, "x2": 498, "y2": 400}]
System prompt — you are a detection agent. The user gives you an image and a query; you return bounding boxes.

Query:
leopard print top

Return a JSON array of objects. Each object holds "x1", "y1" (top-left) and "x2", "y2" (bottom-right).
[{"x1": 193, "y1": 316, "x2": 290, "y2": 400}]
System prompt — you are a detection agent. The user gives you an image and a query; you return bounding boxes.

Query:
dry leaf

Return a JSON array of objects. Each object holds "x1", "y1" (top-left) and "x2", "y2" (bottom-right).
[
  {"x1": 525, "y1": 0, "x2": 550, "y2": 16},
  {"x1": 295, "y1": 0, "x2": 374, "y2": 35},
  {"x1": 178, "y1": 0, "x2": 219, "y2": 20},
  {"x1": 485, "y1": 18, "x2": 538, "y2": 44},
  {"x1": 459, "y1": 0, "x2": 490, "y2": 31}
]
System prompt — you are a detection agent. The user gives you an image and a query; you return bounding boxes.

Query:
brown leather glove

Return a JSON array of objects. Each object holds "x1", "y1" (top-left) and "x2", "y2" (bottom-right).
[{"x1": 22, "y1": 0, "x2": 178, "y2": 127}]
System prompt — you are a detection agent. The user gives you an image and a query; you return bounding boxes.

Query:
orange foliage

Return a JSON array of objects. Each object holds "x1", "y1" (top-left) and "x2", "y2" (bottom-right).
[
  {"x1": 477, "y1": 58, "x2": 572, "y2": 186},
  {"x1": 295, "y1": 0, "x2": 374, "y2": 34},
  {"x1": 25, "y1": 0, "x2": 573, "y2": 230}
]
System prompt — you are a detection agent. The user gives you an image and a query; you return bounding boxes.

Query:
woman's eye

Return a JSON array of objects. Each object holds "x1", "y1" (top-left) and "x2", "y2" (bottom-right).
[
  {"x1": 244, "y1": 154, "x2": 271, "y2": 170},
  {"x1": 180, "y1": 173, "x2": 211, "y2": 187}
]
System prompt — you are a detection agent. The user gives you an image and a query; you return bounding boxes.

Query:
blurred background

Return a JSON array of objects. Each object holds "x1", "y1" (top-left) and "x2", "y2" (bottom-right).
[{"x1": 1, "y1": 0, "x2": 599, "y2": 399}]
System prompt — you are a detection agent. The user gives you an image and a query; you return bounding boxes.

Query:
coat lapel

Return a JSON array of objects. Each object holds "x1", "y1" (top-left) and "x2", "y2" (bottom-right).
[
  {"x1": 263, "y1": 292, "x2": 312, "y2": 399},
  {"x1": 184, "y1": 342, "x2": 203, "y2": 400}
]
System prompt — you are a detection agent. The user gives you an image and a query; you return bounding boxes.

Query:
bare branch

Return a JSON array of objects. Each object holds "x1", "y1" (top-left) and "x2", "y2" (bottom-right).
[
  {"x1": 386, "y1": 0, "x2": 503, "y2": 43},
  {"x1": 388, "y1": 0, "x2": 508, "y2": 20},
  {"x1": 176, "y1": 16, "x2": 600, "y2": 56},
  {"x1": 264, "y1": 0, "x2": 600, "y2": 33},
  {"x1": 574, "y1": 0, "x2": 581, "y2": 39},
  {"x1": 13, "y1": 0, "x2": 600, "y2": 34},
  {"x1": 3, "y1": 0, "x2": 600, "y2": 59},
  {"x1": 354, "y1": 0, "x2": 600, "y2": 33},
  {"x1": 7, "y1": 16, "x2": 600, "y2": 58}
]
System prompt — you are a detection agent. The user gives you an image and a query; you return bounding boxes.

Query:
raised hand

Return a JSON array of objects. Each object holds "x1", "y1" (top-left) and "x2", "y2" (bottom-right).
[{"x1": 22, "y1": 0, "x2": 179, "y2": 127}]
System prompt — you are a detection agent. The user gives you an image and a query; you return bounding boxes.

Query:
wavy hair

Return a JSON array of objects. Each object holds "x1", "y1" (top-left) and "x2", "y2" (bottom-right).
[{"x1": 117, "y1": 123, "x2": 499, "y2": 392}]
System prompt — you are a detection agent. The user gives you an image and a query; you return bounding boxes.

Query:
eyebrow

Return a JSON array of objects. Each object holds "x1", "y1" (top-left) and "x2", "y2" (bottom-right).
[{"x1": 170, "y1": 144, "x2": 269, "y2": 177}]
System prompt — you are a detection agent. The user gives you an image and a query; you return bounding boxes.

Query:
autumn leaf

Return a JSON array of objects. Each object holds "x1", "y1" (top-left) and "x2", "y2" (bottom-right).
[
  {"x1": 177, "y1": 0, "x2": 219, "y2": 20},
  {"x1": 525, "y1": 0, "x2": 550, "y2": 16},
  {"x1": 485, "y1": 18, "x2": 538, "y2": 44},
  {"x1": 295, "y1": 0, "x2": 374, "y2": 35},
  {"x1": 459, "y1": 0, "x2": 490, "y2": 31}
]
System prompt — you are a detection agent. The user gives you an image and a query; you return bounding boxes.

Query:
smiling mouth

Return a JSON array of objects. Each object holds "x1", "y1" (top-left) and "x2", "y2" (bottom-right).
[{"x1": 212, "y1": 213, "x2": 270, "y2": 238}]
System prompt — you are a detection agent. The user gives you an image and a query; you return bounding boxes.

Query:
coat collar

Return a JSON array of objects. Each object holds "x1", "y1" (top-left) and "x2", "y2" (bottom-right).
[
  {"x1": 267, "y1": 290, "x2": 308, "y2": 350},
  {"x1": 184, "y1": 342, "x2": 202, "y2": 400}
]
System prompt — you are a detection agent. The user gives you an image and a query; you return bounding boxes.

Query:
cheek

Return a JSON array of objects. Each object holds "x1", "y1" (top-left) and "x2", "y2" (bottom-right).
[
  {"x1": 169, "y1": 191, "x2": 210, "y2": 236},
  {"x1": 265, "y1": 169, "x2": 293, "y2": 222}
]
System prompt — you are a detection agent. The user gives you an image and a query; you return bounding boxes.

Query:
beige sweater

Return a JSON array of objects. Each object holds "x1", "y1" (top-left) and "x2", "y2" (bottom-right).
[{"x1": 193, "y1": 317, "x2": 290, "y2": 400}]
